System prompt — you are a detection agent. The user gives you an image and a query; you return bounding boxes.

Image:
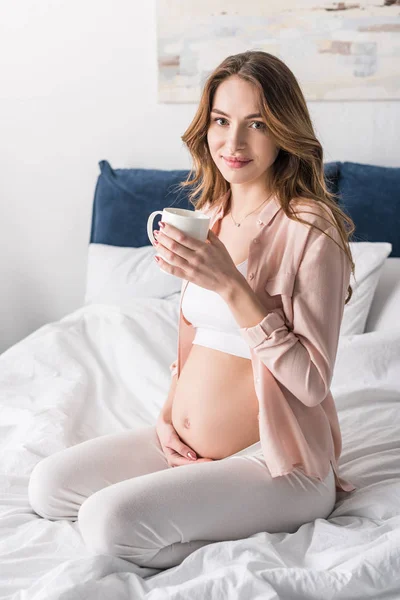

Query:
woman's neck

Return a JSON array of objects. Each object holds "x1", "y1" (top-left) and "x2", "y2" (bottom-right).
[{"x1": 228, "y1": 191, "x2": 274, "y2": 222}]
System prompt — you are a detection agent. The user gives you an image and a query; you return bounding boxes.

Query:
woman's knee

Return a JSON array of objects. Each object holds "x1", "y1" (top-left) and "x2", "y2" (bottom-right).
[
  {"x1": 77, "y1": 487, "x2": 126, "y2": 558},
  {"x1": 77, "y1": 480, "x2": 161, "y2": 565},
  {"x1": 28, "y1": 456, "x2": 58, "y2": 519},
  {"x1": 28, "y1": 453, "x2": 77, "y2": 520}
]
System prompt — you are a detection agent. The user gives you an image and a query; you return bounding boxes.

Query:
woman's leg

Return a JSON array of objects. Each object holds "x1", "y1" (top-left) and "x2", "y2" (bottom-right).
[
  {"x1": 77, "y1": 444, "x2": 336, "y2": 570},
  {"x1": 28, "y1": 425, "x2": 168, "y2": 521}
]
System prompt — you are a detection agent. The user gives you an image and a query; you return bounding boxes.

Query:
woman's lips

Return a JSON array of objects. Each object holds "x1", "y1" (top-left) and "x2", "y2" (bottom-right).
[{"x1": 223, "y1": 157, "x2": 252, "y2": 169}]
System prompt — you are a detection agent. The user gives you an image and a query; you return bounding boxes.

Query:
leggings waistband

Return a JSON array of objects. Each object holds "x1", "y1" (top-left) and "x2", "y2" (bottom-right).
[{"x1": 229, "y1": 440, "x2": 262, "y2": 459}]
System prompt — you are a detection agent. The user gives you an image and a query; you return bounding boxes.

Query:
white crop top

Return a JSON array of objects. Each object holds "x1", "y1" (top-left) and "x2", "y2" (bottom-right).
[{"x1": 181, "y1": 259, "x2": 251, "y2": 359}]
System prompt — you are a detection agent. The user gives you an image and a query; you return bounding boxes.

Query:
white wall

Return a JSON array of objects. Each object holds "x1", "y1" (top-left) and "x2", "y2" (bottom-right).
[{"x1": 0, "y1": 0, "x2": 399, "y2": 354}]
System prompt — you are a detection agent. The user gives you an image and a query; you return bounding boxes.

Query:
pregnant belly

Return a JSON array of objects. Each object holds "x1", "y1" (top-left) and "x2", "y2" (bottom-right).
[{"x1": 171, "y1": 344, "x2": 260, "y2": 460}]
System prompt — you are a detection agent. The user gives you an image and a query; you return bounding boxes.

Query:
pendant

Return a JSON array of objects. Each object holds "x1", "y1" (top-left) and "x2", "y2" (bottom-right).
[{"x1": 236, "y1": 223, "x2": 241, "y2": 227}]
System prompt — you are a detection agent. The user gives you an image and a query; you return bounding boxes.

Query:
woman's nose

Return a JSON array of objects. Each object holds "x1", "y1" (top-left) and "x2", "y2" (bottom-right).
[
  {"x1": 226, "y1": 125, "x2": 246, "y2": 149},
  {"x1": 227, "y1": 142, "x2": 246, "y2": 154}
]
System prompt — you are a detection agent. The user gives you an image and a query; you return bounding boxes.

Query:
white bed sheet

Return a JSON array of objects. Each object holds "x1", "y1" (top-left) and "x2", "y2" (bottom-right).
[{"x1": 1, "y1": 297, "x2": 400, "y2": 599}]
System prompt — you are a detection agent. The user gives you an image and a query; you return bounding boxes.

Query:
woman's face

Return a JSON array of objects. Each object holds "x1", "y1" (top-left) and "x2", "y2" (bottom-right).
[{"x1": 207, "y1": 75, "x2": 279, "y2": 186}]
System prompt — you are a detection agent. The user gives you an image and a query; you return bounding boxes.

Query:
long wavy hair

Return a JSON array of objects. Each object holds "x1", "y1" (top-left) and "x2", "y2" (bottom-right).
[{"x1": 177, "y1": 50, "x2": 355, "y2": 305}]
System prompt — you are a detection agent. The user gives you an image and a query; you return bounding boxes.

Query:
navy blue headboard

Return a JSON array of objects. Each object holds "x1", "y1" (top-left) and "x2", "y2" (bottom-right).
[{"x1": 89, "y1": 160, "x2": 399, "y2": 257}]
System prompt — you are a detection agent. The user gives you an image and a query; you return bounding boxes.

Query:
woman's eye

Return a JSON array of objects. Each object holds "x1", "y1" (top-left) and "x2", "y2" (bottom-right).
[{"x1": 213, "y1": 118, "x2": 265, "y2": 130}]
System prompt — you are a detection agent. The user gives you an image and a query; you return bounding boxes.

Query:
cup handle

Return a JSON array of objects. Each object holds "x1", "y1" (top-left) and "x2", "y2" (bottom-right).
[{"x1": 147, "y1": 211, "x2": 163, "y2": 246}]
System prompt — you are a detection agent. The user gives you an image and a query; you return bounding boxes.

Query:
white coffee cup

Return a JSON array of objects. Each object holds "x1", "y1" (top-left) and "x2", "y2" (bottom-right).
[{"x1": 147, "y1": 208, "x2": 211, "y2": 265}]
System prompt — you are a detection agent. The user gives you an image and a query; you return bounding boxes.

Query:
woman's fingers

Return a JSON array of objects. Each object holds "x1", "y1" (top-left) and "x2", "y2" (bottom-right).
[{"x1": 171, "y1": 456, "x2": 214, "y2": 467}]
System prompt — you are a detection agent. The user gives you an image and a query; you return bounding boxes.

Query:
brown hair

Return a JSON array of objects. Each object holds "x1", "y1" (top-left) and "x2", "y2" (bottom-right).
[{"x1": 177, "y1": 50, "x2": 355, "y2": 304}]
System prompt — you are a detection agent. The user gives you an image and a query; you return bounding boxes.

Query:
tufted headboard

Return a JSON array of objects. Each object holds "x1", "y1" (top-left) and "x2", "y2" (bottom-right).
[{"x1": 89, "y1": 160, "x2": 400, "y2": 257}]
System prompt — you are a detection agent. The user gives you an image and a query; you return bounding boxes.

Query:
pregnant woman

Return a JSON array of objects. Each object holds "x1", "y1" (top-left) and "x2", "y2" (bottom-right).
[{"x1": 28, "y1": 50, "x2": 357, "y2": 570}]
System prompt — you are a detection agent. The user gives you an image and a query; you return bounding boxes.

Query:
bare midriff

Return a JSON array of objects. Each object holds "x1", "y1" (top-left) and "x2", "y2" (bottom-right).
[
  {"x1": 170, "y1": 200, "x2": 271, "y2": 459},
  {"x1": 171, "y1": 343, "x2": 261, "y2": 460}
]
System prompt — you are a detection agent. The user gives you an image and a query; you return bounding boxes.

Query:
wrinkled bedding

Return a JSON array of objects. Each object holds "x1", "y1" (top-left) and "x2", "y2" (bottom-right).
[{"x1": 1, "y1": 299, "x2": 399, "y2": 600}]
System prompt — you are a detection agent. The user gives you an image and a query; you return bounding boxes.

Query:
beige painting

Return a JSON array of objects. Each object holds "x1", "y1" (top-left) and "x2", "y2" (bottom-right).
[{"x1": 156, "y1": 0, "x2": 400, "y2": 102}]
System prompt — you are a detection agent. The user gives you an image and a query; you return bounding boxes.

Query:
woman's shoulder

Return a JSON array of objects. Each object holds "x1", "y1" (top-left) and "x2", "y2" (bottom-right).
[
  {"x1": 288, "y1": 197, "x2": 336, "y2": 232},
  {"x1": 286, "y1": 197, "x2": 346, "y2": 255}
]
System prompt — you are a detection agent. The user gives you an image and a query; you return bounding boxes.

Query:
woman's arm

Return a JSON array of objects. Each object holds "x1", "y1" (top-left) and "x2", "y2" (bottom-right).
[{"x1": 226, "y1": 225, "x2": 351, "y2": 408}]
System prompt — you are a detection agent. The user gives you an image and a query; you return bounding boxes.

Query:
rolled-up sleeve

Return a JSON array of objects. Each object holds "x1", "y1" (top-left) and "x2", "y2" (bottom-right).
[{"x1": 239, "y1": 225, "x2": 351, "y2": 407}]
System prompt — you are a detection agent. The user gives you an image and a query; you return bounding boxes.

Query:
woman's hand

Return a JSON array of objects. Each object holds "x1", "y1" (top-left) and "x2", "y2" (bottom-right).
[
  {"x1": 153, "y1": 222, "x2": 242, "y2": 296},
  {"x1": 156, "y1": 418, "x2": 214, "y2": 468}
]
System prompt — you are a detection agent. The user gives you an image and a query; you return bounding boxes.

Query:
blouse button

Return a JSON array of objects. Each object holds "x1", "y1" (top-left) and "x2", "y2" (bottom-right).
[
  {"x1": 253, "y1": 239, "x2": 259, "y2": 244},
  {"x1": 248, "y1": 273, "x2": 254, "y2": 280},
  {"x1": 257, "y1": 220, "x2": 263, "y2": 226}
]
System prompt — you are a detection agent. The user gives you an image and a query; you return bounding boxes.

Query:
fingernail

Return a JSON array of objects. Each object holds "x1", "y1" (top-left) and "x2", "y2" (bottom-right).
[
  {"x1": 188, "y1": 452, "x2": 197, "y2": 460},
  {"x1": 153, "y1": 230, "x2": 159, "y2": 238},
  {"x1": 160, "y1": 221, "x2": 165, "y2": 229}
]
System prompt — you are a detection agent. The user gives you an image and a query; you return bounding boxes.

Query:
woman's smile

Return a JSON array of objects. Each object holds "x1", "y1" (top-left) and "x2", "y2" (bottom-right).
[{"x1": 222, "y1": 157, "x2": 253, "y2": 169}]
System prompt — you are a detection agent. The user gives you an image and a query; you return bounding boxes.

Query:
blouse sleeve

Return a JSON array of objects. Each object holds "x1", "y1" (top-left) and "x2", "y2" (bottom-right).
[{"x1": 239, "y1": 225, "x2": 351, "y2": 408}]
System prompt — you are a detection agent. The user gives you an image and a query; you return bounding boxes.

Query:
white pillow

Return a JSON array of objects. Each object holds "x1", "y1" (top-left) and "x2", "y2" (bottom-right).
[
  {"x1": 84, "y1": 243, "x2": 182, "y2": 305},
  {"x1": 364, "y1": 258, "x2": 400, "y2": 333},
  {"x1": 84, "y1": 241, "x2": 392, "y2": 337},
  {"x1": 340, "y1": 242, "x2": 393, "y2": 336}
]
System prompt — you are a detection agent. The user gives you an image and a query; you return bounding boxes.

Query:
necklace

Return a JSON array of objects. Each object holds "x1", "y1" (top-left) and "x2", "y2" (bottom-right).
[{"x1": 229, "y1": 192, "x2": 274, "y2": 227}]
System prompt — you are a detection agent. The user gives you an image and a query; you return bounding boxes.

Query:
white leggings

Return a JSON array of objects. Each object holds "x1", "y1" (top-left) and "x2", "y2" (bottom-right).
[{"x1": 28, "y1": 425, "x2": 336, "y2": 570}]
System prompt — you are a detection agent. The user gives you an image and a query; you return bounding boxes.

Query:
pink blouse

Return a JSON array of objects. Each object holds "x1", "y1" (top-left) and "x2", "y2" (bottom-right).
[{"x1": 169, "y1": 189, "x2": 356, "y2": 494}]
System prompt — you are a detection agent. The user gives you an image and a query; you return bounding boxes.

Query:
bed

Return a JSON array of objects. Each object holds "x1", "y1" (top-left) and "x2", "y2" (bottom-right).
[{"x1": 1, "y1": 160, "x2": 400, "y2": 599}]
